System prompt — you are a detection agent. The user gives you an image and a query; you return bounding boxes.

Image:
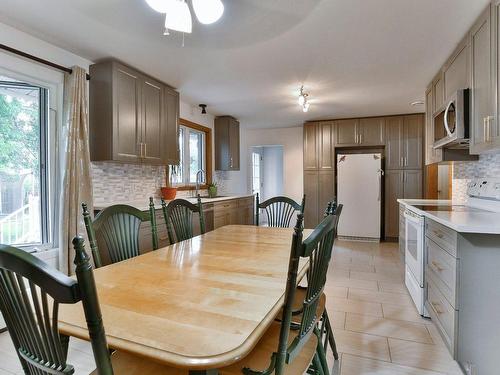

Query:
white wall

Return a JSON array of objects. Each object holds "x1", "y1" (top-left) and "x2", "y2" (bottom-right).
[{"x1": 219, "y1": 126, "x2": 303, "y2": 202}]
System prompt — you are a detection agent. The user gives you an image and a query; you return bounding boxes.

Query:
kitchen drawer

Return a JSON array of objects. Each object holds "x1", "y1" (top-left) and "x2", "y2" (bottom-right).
[
  {"x1": 214, "y1": 199, "x2": 238, "y2": 211},
  {"x1": 426, "y1": 238, "x2": 458, "y2": 308},
  {"x1": 425, "y1": 219, "x2": 457, "y2": 257},
  {"x1": 238, "y1": 196, "x2": 254, "y2": 208},
  {"x1": 426, "y1": 274, "x2": 458, "y2": 355}
]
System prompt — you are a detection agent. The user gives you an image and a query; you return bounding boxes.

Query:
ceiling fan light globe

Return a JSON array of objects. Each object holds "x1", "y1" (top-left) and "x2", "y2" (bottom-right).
[
  {"x1": 164, "y1": 1, "x2": 192, "y2": 33},
  {"x1": 145, "y1": 0, "x2": 175, "y2": 13},
  {"x1": 192, "y1": 0, "x2": 224, "y2": 24}
]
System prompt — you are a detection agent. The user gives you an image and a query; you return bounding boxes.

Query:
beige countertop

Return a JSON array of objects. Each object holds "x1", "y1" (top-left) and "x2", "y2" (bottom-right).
[{"x1": 94, "y1": 194, "x2": 255, "y2": 211}]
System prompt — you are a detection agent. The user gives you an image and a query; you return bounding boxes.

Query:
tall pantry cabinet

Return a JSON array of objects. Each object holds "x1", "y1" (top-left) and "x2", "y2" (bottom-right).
[{"x1": 303, "y1": 114, "x2": 424, "y2": 237}]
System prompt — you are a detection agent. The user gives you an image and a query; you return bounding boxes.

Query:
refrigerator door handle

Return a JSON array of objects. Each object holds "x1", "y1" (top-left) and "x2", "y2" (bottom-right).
[{"x1": 377, "y1": 169, "x2": 384, "y2": 201}]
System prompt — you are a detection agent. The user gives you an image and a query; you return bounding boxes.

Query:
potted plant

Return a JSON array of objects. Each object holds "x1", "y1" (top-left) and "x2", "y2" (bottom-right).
[
  {"x1": 207, "y1": 181, "x2": 218, "y2": 198},
  {"x1": 161, "y1": 165, "x2": 178, "y2": 200}
]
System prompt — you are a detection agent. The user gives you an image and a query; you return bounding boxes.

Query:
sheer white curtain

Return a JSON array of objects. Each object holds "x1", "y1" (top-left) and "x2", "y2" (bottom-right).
[{"x1": 59, "y1": 66, "x2": 93, "y2": 274}]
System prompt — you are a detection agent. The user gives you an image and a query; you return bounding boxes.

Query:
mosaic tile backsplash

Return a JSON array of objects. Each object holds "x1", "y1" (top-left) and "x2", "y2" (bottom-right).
[
  {"x1": 91, "y1": 162, "x2": 167, "y2": 204},
  {"x1": 452, "y1": 152, "x2": 500, "y2": 203}
]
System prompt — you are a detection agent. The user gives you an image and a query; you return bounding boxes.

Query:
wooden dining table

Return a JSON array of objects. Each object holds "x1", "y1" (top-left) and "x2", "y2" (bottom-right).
[{"x1": 59, "y1": 225, "x2": 311, "y2": 373}]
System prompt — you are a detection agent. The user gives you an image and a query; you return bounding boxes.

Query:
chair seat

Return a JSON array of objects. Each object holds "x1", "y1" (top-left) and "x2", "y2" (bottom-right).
[
  {"x1": 92, "y1": 322, "x2": 317, "y2": 375},
  {"x1": 220, "y1": 322, "x2": 318, "y2": 375}
]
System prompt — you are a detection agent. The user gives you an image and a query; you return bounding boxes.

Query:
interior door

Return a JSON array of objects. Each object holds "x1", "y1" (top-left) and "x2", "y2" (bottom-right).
[{"x1": 337, "y1": 153, "x2": 382, "y2": 239}]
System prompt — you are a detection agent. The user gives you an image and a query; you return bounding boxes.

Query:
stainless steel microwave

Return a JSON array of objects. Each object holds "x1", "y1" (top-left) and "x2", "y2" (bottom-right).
[{"x1": 433, "y1": 89, "x2": 470, "y2": 149}]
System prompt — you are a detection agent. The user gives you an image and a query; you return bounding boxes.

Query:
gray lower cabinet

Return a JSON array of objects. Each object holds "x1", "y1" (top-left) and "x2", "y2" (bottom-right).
[
  {"x1": 89, "y1": 60, "x2": 180, "y2": 165},
  {"x1": 424, "y1": 218, "x2": 500, "y2": 374},
  {"x1": 215, "y1": 116, "x2": 240, "y2": 171},
  {"x1": 303, "y1": 170, "x2": 320, "y2": 229},
  {"x1": 385, "y1": 170, "x2": 422, "y2": 238}
]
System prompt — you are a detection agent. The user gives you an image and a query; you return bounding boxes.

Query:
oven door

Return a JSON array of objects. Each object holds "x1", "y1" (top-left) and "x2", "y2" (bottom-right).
[{"x1": 404, "y1": 209, "x2": 424, "y2": 286}]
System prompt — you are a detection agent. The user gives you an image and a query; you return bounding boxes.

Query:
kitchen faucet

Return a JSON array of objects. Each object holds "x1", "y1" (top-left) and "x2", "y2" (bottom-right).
[{"x1": 195, "y1": 169, "x2": 206, "y2": 197}]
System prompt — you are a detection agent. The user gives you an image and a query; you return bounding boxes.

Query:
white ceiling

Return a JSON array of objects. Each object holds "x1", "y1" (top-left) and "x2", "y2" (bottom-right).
[{"x1": 0, "y1": 0, "x2": 489, "y2": 128}]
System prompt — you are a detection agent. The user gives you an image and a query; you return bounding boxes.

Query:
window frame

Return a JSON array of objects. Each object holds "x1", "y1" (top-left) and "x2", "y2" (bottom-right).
[
  {"x1": 0, "y1": 80, "x2": 51, "y2": 249},
  {"x1": 175, "y1": 118, "x2": 212, "y2": 190},
  {"x1": 0, "y1": 58, "x2": 64, "y2": 254}
]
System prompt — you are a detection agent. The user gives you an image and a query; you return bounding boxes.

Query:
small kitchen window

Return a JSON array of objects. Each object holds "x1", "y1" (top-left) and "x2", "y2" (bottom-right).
[
  {"x1": 0, "y1": 77, "x2": 50, "y2": 248},
  {"x1": 173, "y1": 119, "x2": 212, "y2": 188}
]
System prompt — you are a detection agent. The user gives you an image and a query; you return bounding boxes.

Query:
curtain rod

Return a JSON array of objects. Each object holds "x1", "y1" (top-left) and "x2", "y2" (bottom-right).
[{"x1": 0, "y1": 43, "x2": 90, "y2": 80}]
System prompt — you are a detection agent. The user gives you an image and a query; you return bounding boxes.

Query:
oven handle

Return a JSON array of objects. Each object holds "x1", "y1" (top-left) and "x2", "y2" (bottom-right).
[
  {"x1": 404, "y1": 210, "x2": 422, "y2": 224},
  {"x1": 443, "y1": 100, "x2": 454, "y2": 137}
]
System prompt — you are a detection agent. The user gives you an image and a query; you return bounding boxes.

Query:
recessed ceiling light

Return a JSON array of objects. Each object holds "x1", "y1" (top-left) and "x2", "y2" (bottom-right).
[{"x1": 410, "y1": 100, "x2": 425, "y2": 106}]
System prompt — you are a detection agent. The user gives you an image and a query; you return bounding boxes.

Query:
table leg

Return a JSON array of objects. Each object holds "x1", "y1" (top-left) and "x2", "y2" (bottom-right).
[{"x1": 189, "y1": 370, "x2": 218, "y2": 375}]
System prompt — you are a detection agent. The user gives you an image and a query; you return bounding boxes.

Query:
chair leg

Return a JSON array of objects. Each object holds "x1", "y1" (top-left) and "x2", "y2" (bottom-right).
[
  {"x1": 314, "y1": 326, "x2": 330, "y2": 375},
  {"x1": 312, "y1": 353, "x2": 325, "y2": 375},
  {"x1": 323, "y1": 310, "x2": 339, "y2": 360}
]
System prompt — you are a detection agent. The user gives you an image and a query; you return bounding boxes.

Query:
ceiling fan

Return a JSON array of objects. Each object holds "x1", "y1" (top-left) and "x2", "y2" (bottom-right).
[{"x1": 145, "y1": 0, "x2": 224, "y2": 34}]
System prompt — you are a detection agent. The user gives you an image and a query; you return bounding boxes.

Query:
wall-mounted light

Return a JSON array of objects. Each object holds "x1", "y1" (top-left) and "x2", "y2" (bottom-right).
[
  {"x1": 199, "y1": 104, "x2": 207, "y2": 114},
  {"x1": 298, "y1": 86, "x2": 310, "y2": 112}
]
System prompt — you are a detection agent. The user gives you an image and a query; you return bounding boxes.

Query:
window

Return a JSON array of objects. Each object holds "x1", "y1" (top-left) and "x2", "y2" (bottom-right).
[
  {"x1": 252, "y1": 151, "x2": 262, "y2": 195},
  {"x1": 0, "y1": 77, "x2": 49, "y2": 247},
  {"x1": 172, "y1": 119, "x2": 212, "y2": 188}
]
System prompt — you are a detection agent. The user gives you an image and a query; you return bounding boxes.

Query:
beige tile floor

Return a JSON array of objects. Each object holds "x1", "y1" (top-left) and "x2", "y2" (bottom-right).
[{"x1": 0, "y1": 240, "x2": 463, "y2": 374}]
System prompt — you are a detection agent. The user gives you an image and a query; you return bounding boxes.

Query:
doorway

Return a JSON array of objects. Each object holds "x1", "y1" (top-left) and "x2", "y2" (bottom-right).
[{"x1": 250, "y1": 145, "x2": 284, "y2": 201}]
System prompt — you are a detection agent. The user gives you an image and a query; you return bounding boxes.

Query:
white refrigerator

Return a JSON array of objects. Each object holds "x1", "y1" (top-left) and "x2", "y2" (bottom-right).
[{"x1": 337, "y1": 153, "x2": 383, "y2": 240}]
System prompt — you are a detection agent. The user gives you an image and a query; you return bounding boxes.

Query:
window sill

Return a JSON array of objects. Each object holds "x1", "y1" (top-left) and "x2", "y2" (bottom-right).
[{"x1": 175, "y1": 184, "x2": 210, "y2": 191}]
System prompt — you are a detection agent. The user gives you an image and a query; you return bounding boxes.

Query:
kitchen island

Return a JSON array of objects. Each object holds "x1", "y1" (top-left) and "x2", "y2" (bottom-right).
[{"x1": 398, "y1": 179, "x2": 500, "y2": 375}]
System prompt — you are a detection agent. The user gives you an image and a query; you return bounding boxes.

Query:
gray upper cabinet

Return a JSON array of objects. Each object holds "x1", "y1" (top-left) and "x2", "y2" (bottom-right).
[
  {"x1": 470, "y1": 5, "x2": 494, "y2": 154},
  {"x1": 385, "y1": 116, "x2": 404, "y2": 169},
  {"x1": 403, "y1": 115, "x2": 423, "y2": 170},
  {"x1": 433, "y1": 72, "x2": 445, "y2": 114},
  {"x1": 215, "y1": 116, "x2": 240, "y2": 171},
  {"x1": 318, "y1": 122, "x2": 334, "y2": 170},
  {"x1": 141, "y1": 77, "x2": 163, "y2": 164},
  {"x1": 89, "y1": 60, "x2": 180, "y2": 165},
  {"x1": 426, "y1": 86, "x2": 443, "y2": 165},
  {"x1": 335, "y1": 119, "x2": 358, "y2": 145},
  {"x1": 444, "y1": 36, "x2": 470, "y2": 101},
  {"x1": 164, "y1": 87, "x2": 180, "y2": 164},
  {"x1": 386, "y1": 115, "x2": 423, "y2": 170},
  {"x1": 358, "y1": 117, "x2": 385, "y2": 145},
  {"x1": 335, "y1": 118, "x2": 384, "y2": 146},
  {"x1": 303, "y1": 122, "x2": 319, "y2": 170}
]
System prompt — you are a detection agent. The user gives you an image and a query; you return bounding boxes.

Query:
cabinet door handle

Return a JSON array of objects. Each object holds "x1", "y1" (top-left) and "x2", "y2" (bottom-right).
[
  {"x1": 430, "y1": 301, "x2": 444, "y2": 315},
  {"x1": 144, "y1": 143, "x2": 147, "y2": 157},
  {"x1": 431, "y1": 260, "x2": 444, "y2": 272},
  {"x1": 230, "y1": 157, "x2": 233, "y2": 168},
  {"x1": 139, "y1": 143, "x2": 144, "y2": 158},
  {"x1": 433, "y1": 230, "x2": 444, "y2": 239}
]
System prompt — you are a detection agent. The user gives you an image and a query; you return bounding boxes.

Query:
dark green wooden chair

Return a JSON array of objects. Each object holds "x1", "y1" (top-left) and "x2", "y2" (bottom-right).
[
  {"x1": 82, "y1": 197, "x2": 159, "y2": 268},
  {"x1": 318, "y1": 200, "x2": 343, "y2": 361},
  {"x1": 0, "y1": 237, "x2": 114, "y2": 374},
  {"x1": 161, "y1": 196, "x2": 205, "y2": 244},
  {"x1": 218, "y1": 214, "x2": 337, "y2": 375},
  {"x1": 255, "y1": 193, "x2": 305, "y2": 227}
]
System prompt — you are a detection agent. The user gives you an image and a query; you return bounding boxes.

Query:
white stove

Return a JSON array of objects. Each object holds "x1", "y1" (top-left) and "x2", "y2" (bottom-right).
[{"x1": 403, "y1": 178, "x2": 500, "y2": 317}]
